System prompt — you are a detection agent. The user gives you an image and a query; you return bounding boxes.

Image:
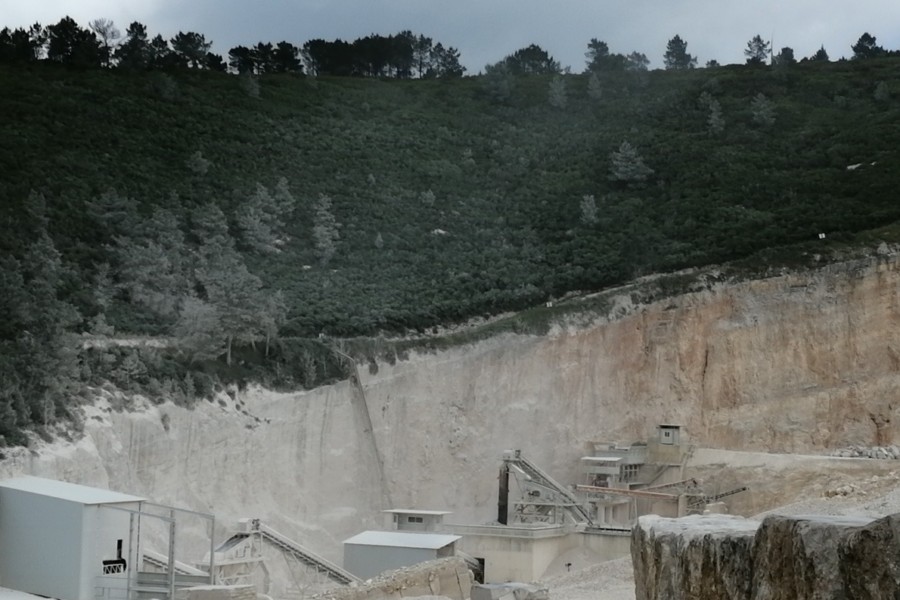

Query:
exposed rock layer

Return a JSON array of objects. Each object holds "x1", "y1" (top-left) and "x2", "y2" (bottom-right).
[{"x1": 1, "y1": 253, "x2": 900, "y2": 563}]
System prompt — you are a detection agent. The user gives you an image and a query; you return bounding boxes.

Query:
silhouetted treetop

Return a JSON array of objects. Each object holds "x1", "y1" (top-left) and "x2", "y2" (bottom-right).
[
  {"x1": 852, "y1": 32, "x2": 884, "y2": 59},
  {"x1": 500, "y1": 44, "x2": 561, "y2": 75},
  {"x1": 663, "y1": 35, "x2": 696, "y2": 70}
]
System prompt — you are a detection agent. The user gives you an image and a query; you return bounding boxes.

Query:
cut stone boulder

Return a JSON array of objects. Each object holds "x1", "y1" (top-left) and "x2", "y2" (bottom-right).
[
  {"x1": 751, "y1": 514, "x2": 873, "y2": 600},
  {"x1": 839, "y1": 513, "x2": 900, "y2": 600},
  {"x1": 633, "y1": 512, "x2": 900, "y2": 599},
  {"x1": 632, "y1": 514, "x2": 759, "y2": 600}
]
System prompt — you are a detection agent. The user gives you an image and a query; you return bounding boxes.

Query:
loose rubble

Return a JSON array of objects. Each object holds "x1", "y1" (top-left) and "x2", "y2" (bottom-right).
[{"x1": 830, "y1": 445, "x2": 900, "y2": 459}]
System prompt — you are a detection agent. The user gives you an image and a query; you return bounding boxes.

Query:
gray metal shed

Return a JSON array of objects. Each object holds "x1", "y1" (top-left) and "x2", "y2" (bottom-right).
[
  {"x1": 0, "y1": 476, "x2": 145, "y2": 600},
  {"x1": 343, "y1": 530, "x2": 461, "y2": 580}
]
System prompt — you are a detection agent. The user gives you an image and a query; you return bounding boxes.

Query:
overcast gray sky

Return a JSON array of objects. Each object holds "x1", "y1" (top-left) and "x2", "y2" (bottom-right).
[{"x1": 4, "y1": 1, "x2": 899, "y2": 72}]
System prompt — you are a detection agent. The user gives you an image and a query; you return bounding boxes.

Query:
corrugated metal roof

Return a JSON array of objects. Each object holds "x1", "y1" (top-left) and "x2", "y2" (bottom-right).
[
  {"x1": 383, "y1": 509, "x2": 452, "y2": 516},
  {"x1": 343, "y1": 530, "x2": 461, "y2": 549},
  {"x1": 0, "y1": 476, "x2": 145, "y2": 505},
  {"x1": 0, "y1": 585, "x2": 48, "y2": 599}
]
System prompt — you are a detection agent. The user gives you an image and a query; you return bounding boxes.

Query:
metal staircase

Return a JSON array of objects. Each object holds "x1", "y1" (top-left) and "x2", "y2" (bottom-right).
[{"x1": 503, "y1": 450, "x2": 594, "y2": 526}]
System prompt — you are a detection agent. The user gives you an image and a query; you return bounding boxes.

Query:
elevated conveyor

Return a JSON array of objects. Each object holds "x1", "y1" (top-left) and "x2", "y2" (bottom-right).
[
  {"x1": 216, "y1": 518, "x2": 360, "y2": 586},
  {"x1": 503, "y1": 450, "x2": 594, "y2": 526},
  {"x1": 143, "y1": 548, "x2": 208, "y2": 576}
]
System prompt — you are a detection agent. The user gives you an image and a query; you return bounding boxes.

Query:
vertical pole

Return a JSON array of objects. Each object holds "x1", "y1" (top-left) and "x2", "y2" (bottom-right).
[
  {"x1": 127, "y1": 512, "x2": 135, "y2": 599},
  {"x1": 498, "y1": 462, "x2": 509, "y2": 525},
  {"x1": 135, "y1": 502, "x2": 142, "y2": 579},
  {"x1": 209, "y1": 514, "x2": 216, "y2": 584},
  {"x1": 168, "y1": 518, "x2": 176, "y2": 600}
]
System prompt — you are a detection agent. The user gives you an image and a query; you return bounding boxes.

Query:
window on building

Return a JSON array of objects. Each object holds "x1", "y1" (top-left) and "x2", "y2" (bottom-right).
[
  {"x1": 621, "y1": 464, "x2": 640, "y2": 481},
  {"x1": 407, "y1": 516, "x2": 424, "y2": 523}
]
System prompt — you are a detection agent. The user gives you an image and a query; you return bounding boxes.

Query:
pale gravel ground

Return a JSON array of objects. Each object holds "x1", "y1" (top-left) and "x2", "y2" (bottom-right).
[
  {"x1": 533, "y1": 467, "x2": 900, "y2": 600},
  {"x1": 544, "y1": 553, "x2": 634, "y2": 600}
]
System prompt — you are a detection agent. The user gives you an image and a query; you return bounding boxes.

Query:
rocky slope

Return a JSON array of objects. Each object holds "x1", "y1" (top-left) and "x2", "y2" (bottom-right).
[{"x1": 2, "y1": 250, "x2": 900, "y2": 565}]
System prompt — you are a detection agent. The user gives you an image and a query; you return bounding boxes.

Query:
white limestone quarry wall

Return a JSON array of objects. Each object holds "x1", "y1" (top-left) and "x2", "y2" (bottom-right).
[{"x1": 2, "y1": 252, "x2": 900, "y2": 569}]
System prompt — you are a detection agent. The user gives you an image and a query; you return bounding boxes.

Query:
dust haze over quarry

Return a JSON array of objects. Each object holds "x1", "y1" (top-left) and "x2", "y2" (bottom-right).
[{"x1": 4, "y1": 250, "x2": 900, "y2": 597}]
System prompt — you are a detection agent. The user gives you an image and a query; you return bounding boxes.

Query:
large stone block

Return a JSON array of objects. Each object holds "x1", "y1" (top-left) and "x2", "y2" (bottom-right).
[
  {"x1": 752, "y1": 514, "x2": 873, "y2": 600},
  {"x1": 633, "y1": 512, "x2": 900, "y2": 599},
  {"x1": 632, "y1": 514, "x2": 759, "y2": 600},
  {"x1": 839, "y1": 513, "x2": 900, "y2": 599}
]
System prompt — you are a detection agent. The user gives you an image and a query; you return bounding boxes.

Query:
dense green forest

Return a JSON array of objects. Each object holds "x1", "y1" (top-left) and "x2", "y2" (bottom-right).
[{"x1": 2, "y1": 19, "x2": 900, "y2": 446}]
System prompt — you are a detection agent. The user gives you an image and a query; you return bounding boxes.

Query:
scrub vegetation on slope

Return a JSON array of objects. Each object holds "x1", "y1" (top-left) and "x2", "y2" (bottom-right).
[{"x1": 2, "y1": 55, "x2": 900, "y2": 445}]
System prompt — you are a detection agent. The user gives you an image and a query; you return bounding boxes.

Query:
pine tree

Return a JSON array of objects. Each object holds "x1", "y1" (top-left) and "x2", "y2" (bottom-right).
[
  {"x1": 663, "y1": 35, "x2": 696, "y2": 70},
  {"x1": 175, "y1": 296, "x2": 223, "y2": 362},
  {"x1": 116, "y1": 207, "x2": 188, "y2": 319},
  {"x1": 580, "y1": 195, "x2": 599, "y2": 225},
  {"x1": 609, "y1": 141, "x2": 654, "y2": 185},
  {"x1": 115, "y1": 21, "x2": 151, "y2": 69},
  {"x1": 237, "y1": 180, "x2": 296, "y2": 254},
  {"x1": 313, "y1": 194, "x2": 340, "y2": 265},
  {"x1": 809, "y1": 46, "x2": 829, "y2": 62},
  {"x1": 852, "y1": 33, "x2": 884, "y2": 59},
  {"x1": 745, "y1": 35, "x2": 771, "y2": 65},
  {"x1": 751, "y1": 93, "x2": 775, "y2": 127},
  {"x1": 699, "y1": 92, "x2": 725, "y2": 134},
  {"x1": 483, "y1": 62, "x2": 515, "y2": 104},
  {"x1": 773, "y1": 47, "x2": 796, "y2": 67},
  {"x1": 548, "y1": 75, "x2": 567, "y2": 109},
  {"x1": 587, "y1": 73, "x2": 602, "y2": 100}
]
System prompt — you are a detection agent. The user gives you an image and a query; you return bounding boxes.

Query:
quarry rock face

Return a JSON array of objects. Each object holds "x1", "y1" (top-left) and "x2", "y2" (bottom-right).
[
  {"x1": 634, "y1": 512, "x2": 900, "y2": 600},
  {"x1": 1, "y1": 253, "x2": 900, "y2": 566}
]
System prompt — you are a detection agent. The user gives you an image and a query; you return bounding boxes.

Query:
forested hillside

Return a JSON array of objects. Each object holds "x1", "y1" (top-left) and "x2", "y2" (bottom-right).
[{"x1": 2, "y1": 42, "x2": 900, "y2": 445}]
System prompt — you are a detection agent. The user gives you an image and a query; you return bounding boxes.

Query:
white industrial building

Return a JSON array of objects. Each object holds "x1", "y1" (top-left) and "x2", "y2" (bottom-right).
[
  {"x1": 343, "y1": 530, "x2": 461, "y2": 580},
  {"x1": 0, "y1": 476, "x2": 215, "y2": 600},
  {"x1": 0, "y1": 476, "x2": 145, "y2": 600}
]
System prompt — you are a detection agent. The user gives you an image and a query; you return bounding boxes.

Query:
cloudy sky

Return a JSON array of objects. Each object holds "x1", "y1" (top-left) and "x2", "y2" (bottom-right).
[{"x1": 4, "y1": 1, "x2": 899, "y2": 72}]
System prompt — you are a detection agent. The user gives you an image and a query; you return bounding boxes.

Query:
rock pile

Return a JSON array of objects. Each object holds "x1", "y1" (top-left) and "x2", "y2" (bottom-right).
[
  {"x1": 633, "y1": 512, "x2": 900, "y2": 599},
  {"x1": 830, "y1": 445, "x2": 900, "y2": 459},
  {"x1": 312, "y1": 557, "x2": 473, "y2": 600}
]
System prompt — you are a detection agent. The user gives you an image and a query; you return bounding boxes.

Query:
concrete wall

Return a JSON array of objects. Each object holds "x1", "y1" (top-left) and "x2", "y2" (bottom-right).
[
  {"x1": 579, "y1": 532, "x2": 631, "y2": 561},
  {"x1": 458, "y1": 534, "x2": 545, "y2": 583},
  {"x1": 457, "y1": 530, "x2": 628, "y2": 583}
]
